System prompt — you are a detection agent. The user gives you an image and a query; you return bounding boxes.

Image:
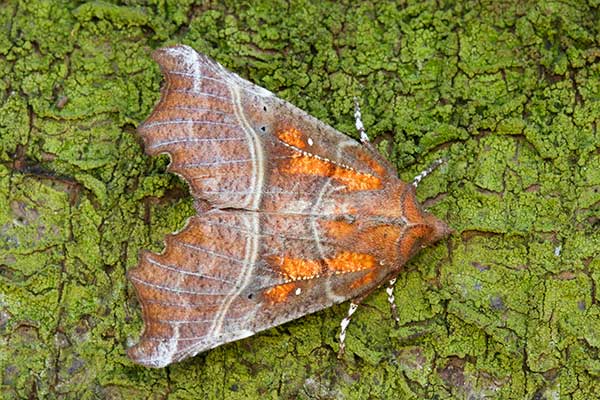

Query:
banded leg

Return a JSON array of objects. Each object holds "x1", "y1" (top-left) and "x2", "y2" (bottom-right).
[
  {"x1": 412, "y1": 158, "x2": 446, "y2": 187},
  {"x1": 386, "y1": 278, "x2": 400, "y2": 324},
  {"x1": 338, "y1": 302, "x2": 359, "y2": 358},
  {"x1": 353, "y1": 97, "x2": 369, "y2": 143}
]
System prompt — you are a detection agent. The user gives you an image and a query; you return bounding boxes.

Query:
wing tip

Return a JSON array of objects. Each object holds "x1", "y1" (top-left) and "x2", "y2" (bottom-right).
[
  {"x1": 137, "y1": 44, "x2": 223, "y2": 142},
  {"x1": 126, "y1": 252, "x2": 178, "y2": 369},
  {"x1": 151, "y1": 44, "x2": 220, "y2": 75},
  {"x1": 127, "y1": 337, "x2": 176, "y2": 368},
  {"x1": 151, "y1": 44, "x2": 196, "y2": 67}
]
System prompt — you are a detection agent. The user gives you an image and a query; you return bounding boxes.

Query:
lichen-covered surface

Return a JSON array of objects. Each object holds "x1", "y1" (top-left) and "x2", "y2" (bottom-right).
[{"x1": 0, "y1": 0, "x2": 598, "y2": 398}]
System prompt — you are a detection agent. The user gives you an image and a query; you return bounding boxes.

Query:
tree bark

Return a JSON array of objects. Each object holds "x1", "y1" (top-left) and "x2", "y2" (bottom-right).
[{"x1": 1, "y1": 1, "x2": 599, "y2": 398}]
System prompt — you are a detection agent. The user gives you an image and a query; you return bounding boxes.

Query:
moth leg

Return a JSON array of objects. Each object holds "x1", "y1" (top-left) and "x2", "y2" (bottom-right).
[
  {"x1": 338, "y1": 302, "x2": 360, "y2": 358},
  {"x1": 386, "y1": 278, "x2": 400, "y2": 325},
  {"x1": 412, "y1": 158, "x2": 446, "y2": 187},
  {"x1": 353, "y1": 97, "x2": 370, "y2": 143}
]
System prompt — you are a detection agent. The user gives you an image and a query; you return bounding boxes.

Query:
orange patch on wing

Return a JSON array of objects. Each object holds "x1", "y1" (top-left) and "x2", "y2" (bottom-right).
[
  {"x1": 357, "y1": 151, "x2": 386, "y2": 176},
  {"x1": 350, "y1": 270, "x2": 377, "y2": 289},
  {"x1": 399, "y1": 225, "x2": 432, "y2": 260},
  {"x1": 275, "y1": 252, "x2": 375, "y2": 282},
  {"x1": 264, "y1": 283, "x2": 296, "y2": 304},
  {"x1": 283, "y1": 155, "x2": 382, "y2": 191},
  {"x1": 324, "y1": 220, "x2": 356, "y2": 239},
  {"x1": 335, "y1": 167, "x2": 382, "y2": 191},
  {"x1": 278, "y1": 127, "x2": 306, "y2": 149},
  {"x1": 326, "y1": 251, "x2": 376, "y2": 273},
  {"x1": 280, "y1": 257, "x2": 322, "y2": 280}
]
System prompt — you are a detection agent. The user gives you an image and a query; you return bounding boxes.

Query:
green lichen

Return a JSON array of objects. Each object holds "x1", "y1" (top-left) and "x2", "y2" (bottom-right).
[{"x1": 0, "y1": 0, "x2": 599, "y2": 399}]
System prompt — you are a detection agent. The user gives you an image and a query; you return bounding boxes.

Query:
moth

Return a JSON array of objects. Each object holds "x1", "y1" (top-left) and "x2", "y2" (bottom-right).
[{"x1": 127, "y1": 45, "x2": 451, "y2": 368}]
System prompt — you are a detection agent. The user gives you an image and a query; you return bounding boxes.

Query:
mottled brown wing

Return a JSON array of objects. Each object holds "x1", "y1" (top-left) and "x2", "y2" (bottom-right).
[
  {"x1": 128, "y1": 45, "x2": 448, "y2": 368},
  {"x1": 127, "y1": 210, "x2": 404, "y2": 367},
  {"x1": 137, "y1": 45, "x2": 396, "y2": 213}
]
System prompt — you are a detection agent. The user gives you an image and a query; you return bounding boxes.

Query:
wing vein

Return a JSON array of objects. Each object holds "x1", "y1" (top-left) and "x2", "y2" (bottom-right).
[
  {"x1": 180, "y1": 158, "x2": 254, "y2": 167},
  {"x1": 142, "y1": 120, "x2": 238, "y2": 129},
  {"x1": 160, "y1": 106, "x2": 233, "y2": 115},
  {"x1": 147, "y1": 257, "x2": 235, "y2": 284},
  {"x1": 181, "y1": 154, "x2": 293, "y2": 168},
  {"x1": 199, "y1": 219, "x2": 349, "y2": 247},
  {"x1": 149, "y1": 137, "x2": 246, "y2": 149},
  {"x1": 166, "y1": 70, "x2": 230, "y2": 85},
  {"x1": 170, "y1": 88, "x2": 231, "y2": 101},
  {"x1": 175, "y1": 240, "x2": 245, "y2": 264},
  {"x1": 156, "y1": 316, "x2": 249, "y2": 324},
  {"x1": 130, "y1": 276, "x2": 230, "y2": 295}
]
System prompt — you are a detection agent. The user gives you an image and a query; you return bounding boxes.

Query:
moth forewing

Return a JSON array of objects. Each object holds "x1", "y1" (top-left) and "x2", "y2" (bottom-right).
[{"x1": 127, "y1": 44, "x2": 451, "y2": 367}]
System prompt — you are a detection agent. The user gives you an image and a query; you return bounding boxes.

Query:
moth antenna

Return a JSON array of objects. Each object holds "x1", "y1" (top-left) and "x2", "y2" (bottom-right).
[
  {"x1": 386, "y1": 278, "x2": 400, "y2": 325},
  {"x1": 353, "y1": 98, "x2": 397, "y2": 178},
  {"x1": 412, "y1": 158, "x2": 447, "y2": 187},
  {"x1": 338, "y1": 302, "x2": 359, "y2": 358}
]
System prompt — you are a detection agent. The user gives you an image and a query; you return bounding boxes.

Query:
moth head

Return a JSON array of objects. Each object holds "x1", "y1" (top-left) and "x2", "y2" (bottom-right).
[
  {"x1": 422, "y1": 212, "x2": 453, "y2": 246},
  {"x1": 402, "y1": 185, "x2": 452, "y2": 246}
]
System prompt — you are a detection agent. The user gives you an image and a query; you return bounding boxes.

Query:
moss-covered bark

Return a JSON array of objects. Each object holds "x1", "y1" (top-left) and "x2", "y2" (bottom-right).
[{"x1": 1, "y1": 0, "x2": 599, "y2": 398}]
